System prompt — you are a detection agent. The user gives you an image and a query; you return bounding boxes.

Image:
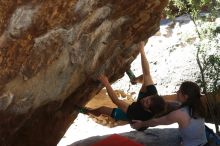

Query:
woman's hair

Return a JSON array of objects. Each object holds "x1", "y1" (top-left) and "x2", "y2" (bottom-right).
[{"x1": 180, "y1": 81, "x2": 206, "y2": 118}]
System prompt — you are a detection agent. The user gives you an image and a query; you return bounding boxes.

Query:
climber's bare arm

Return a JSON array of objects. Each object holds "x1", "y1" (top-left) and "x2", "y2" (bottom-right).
[
  {"x1": 98, "y1": 75, "x2": 129, "y2": 113},
  {"x1": 139, "y1": 41, "x2": 154, "y2": 86}
]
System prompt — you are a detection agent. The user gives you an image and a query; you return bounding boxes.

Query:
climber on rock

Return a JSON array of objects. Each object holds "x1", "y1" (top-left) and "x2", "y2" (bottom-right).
[{"x1": 78, "y1": 41, "x2": 170, "y2": 130}]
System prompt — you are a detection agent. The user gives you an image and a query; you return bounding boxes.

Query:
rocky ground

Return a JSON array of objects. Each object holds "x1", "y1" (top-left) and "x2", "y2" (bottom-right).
[
  {"x1": 57, "y1": 15, "x2": 220, "y2": 146},
  {"x1": 70, "y1": 128, "x2": 180, "y2": 146}
]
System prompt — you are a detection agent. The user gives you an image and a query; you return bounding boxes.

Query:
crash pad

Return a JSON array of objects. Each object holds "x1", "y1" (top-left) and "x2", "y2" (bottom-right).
[{"x1": 91, "y1": 134, "x2": 144, "y2": 146}]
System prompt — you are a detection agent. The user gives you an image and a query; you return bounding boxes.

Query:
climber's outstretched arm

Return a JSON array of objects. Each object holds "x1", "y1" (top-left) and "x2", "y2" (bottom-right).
[{"x1": 98, "y1": 74, "x2": 129, "y2": 113}]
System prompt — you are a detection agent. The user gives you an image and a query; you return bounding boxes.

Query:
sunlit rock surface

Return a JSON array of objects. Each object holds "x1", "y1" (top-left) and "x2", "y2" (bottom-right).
[{"x1": 0, "y1": 0, "x2": 169, "y2": 145}]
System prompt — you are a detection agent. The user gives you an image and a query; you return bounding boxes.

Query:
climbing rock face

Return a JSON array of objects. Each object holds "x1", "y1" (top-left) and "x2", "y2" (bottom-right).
[{"x1": 0, "y1": 0, "x2": 168, "y2": 145}]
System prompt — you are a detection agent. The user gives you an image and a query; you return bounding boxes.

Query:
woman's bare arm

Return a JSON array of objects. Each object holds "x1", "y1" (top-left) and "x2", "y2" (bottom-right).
[{"x1": 131, "y1": 110, "x2": 181, "y2": 129}]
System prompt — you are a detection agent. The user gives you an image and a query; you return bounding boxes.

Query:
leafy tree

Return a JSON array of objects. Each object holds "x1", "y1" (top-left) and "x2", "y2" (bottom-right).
[{"x1": 165, "y1": 0, "x2": 220, "y2": 134}]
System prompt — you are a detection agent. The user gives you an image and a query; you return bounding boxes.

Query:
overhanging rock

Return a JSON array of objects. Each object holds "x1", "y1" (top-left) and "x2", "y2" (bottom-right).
[{"x1": 0, "y1": 0, "x2": 168, "y2": 145}]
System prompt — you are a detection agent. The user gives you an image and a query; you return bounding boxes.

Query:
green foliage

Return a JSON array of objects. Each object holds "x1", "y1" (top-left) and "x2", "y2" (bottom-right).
[
  {"x1": 193, "y1": 19, "x2": 220, "y2": 93},
  {"x1": 165, "y1": 0, "x2": 212, "y2": 18},
  {"x1": 165, "y1": 0, "x2": 220, "y2": 93},
  {"x1": 165, "y1": 0, "x2": 220, "y2": 133}
]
